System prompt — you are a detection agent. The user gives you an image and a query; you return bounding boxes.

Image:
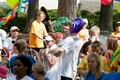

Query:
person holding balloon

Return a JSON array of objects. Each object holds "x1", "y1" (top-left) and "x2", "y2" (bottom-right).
[{"x1": 29, "y1": 10, "x2": 48, "y2": 52}]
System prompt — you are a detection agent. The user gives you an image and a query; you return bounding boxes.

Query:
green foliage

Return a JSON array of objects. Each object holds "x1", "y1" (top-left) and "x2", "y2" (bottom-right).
[
  {"x1": 47, "y1": 9, "x2": 58, "y2": 21},
  {"x1": 77, "y1": 10, "x2": 99, "y2": 29},
  {"x1": 0, "y1": 7, "x2": 120, "y2": 32},
  {"x1": 113, "y1": 10, "x2": 120, "y2": 31}
]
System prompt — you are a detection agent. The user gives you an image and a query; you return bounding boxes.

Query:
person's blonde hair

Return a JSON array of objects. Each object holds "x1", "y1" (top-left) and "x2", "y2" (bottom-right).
[
  {"x1": 86, "y1": 53, "x2": 102, "y2": 80},
  {"x1": 32, "y1": 62, "x2": 46, "y2": 75},
  {"x1": 36, "y1": 10, "x2": 46, "y2": 19},
  {"x1": 14, "y1": 39, "x2": 27, "y2": 53},
  {"x1": 90, "y1": 25, "x2": 100, "y2": 34}
]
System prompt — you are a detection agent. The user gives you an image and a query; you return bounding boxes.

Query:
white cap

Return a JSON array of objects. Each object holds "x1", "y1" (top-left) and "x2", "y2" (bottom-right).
[
  {"x1": 45, "y1": 36, "x2": 55, "y2": 41},
  {"x1": 10, "y1": 26, "x2": 20, "y2": 31},
  {"x1": 83, "y1": 18, "x2": 88, "y2": 24},
  {"x1": 117, "y1": 21, "x2": 120, "y2": 24}
]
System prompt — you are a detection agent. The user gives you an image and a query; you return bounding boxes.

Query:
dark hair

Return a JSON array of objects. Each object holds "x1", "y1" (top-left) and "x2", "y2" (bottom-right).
[
  {"x1": 80, "y1": 41, "x2": 91, "y2": 54},
  {"x1": 40, "y1": 6, "x2": 49, "y2": 21},
  {"x1": 14, "y1": 55, "x2": 32, "y2": 75},
  {"x1": 62, "y1": 22, "x2": 72, "y2": 29},
  {"x1": 116, "y1": 22, "x2": 120, "y2": 27},
  {"x1": 91, "y1": 41, "x2": 103, "y2": 55}
]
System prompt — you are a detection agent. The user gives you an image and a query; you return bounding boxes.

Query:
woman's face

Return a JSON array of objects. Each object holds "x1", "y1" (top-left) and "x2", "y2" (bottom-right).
[
  {"x1": 88, "y1": 57, "x2": 98, "y2": 70},
  {"x1": 14, "y1": 60, "x2": 27, "y2": 76},
  {"x1": 45, "y1": 40, "x2": 55, "y2": 48},
  {"x1": 37, "y1": 13, "x2": 45, "y2": 22},
  {"x1": 116, "y1": 26, "x2": 120, "y2": 32}
]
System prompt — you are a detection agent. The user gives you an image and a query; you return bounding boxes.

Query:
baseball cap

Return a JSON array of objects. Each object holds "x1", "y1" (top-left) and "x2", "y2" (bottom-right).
[
  {"x1": 45, "y1": 36, "x2": 55, "y2": 42},
  {"x1": 10, "y1": 26, "x2": 20, "y2": 31},
  {"x1": 83, "y1": 18, "x2": 88, "y2": 24},
  {"x1": 0, "y1": 65, "x2": 8, "y2": 78}
]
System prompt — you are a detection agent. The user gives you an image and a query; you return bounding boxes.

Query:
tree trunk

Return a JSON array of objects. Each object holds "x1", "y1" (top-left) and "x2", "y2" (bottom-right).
[
  {"x1": 23, "y1": 0, "x2": 39, "y2": 33},
  {"x1": 99, "y1": 0, "x2": 113, "y2": 31},
  {"x1": 58, "y1": 0, "x2": 77, "y2": 20}
]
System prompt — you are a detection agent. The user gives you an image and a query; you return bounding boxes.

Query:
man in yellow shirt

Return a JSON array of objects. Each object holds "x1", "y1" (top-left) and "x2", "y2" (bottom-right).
[
  {"x1": 77, "y1": 41, "x2": 110, "y2": 75},
  {"x1": 29, "y1": 11, "x2": 48, "y2": 52}
]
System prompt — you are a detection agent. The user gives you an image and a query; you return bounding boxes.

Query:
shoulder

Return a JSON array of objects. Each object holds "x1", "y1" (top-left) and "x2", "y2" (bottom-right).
[
  {"x1": 10, "y1": 56, "x2": 17, "y2": 61},
  {"x1": 101, "y1": 72, "x2": 120, "y2": 80},
  {"x1": 110, "y1": 32, "x2": 116, "y2": 36},
  {"x1": 7, "y1": 76, "x2": 16, "y2": 80}
]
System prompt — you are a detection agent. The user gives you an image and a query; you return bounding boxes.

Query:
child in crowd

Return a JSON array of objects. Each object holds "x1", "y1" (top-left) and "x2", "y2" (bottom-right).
[
  {"x1": 77, "y1": 18, "x2": 90, "y2": 42},
  {"x1": 89, "y1": 25, "x2": 100, "y2": 42}
]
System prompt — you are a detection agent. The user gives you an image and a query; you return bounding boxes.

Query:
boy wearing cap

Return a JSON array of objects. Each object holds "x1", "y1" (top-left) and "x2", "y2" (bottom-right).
[
  {"x1": 3, "y1": 26, "x2": 20, "y2": 60},
  {"x1": 77, "y1": 18, "x2": 90, "y2": 42}
]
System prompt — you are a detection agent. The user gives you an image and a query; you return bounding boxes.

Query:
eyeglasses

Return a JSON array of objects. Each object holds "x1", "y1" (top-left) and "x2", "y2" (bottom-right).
[{"x1": 63, "y1": 27, "x2": 70, "y2": 30}]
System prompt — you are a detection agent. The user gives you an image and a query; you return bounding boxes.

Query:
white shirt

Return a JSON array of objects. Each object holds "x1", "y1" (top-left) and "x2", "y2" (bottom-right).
[
  {"x1": 42, "y1": 44, "x2": 57, "y2": 71},
  {"x1": 58, "y1": 36, "x2": 76, "y2": 78},
  {"x1": 72, "y1": 36, "x2": 83, "y2": 79},
  {"x1": 7, "y1": 75, "x2": 33, "y2": 80},
  {"x1": 3, "y1": 37, "x2": 14, "y2": 54},
  {"x1": 0, "y1": 38, "x2": 2, "y2": 49}
]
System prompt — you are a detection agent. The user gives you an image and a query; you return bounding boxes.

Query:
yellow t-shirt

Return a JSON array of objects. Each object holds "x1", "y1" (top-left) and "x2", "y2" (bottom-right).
[
  {"x1": 77, "y1": 55, "x2": 110, "y2": 73},
  {"x1": 110, "y1": 31, "x2": 120, "y2": 37},
  {"x1": 29, "y1": 20, "x2": 48, "y2": 48},
  {"x1": 77, "y1": 29, "x2": 89, "y2": 42}
]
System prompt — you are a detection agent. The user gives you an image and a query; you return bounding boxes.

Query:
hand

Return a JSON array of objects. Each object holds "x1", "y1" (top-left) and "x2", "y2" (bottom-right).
[{"x1": 32, "y1": 49, "x2": 39, "y2": 56}]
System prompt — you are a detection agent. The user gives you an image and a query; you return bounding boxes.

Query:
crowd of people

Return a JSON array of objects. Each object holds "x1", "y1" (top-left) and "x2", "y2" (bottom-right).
[{"x1": 0, "y1": 6, "x2": 120, "y2": 80}]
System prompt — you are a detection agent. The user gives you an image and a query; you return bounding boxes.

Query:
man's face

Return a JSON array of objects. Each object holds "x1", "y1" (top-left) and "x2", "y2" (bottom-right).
[
  {"x1": 10, "y1": 29, "x2": 19, "y2": 38},
  {"x1": 62, "y1": 25, "x2": 70, "y2": 38}
]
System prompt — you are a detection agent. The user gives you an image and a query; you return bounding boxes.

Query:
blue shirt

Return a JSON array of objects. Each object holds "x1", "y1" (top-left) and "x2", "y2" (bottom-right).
[
  {"x1": 101, "y1": 72, "x2": 120, "y2": 80},
  {"x1": 84, "y1": 72, "x2": 106, "y2": 80}
]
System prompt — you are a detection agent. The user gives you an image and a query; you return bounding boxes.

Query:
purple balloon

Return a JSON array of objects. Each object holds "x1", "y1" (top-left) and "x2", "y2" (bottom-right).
[
  {"x1": 29, "y1": 0, "x2": 34, "y2": 2},
  {"x1": 71, "y1": 17, "x2": 84, "y2": 33}
]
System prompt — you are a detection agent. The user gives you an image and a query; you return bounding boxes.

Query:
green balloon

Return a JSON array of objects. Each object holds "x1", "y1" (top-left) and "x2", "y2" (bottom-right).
[
  {"x1": 54, "y1": 17, "x2": 70, "y2": 32},
  {"x1": 6, "y1": 0, "x2": 19, "y2": 8}
]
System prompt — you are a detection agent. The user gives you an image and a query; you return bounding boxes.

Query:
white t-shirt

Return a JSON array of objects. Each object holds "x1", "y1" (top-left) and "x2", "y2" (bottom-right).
[
  {"x1": 72, "y1": 36, "x2": 83, "y2": 79},
  {"x1": 46, "y1": 54, "x2": 62, "y2": 80},
  {"x1": 7, "y1": 75, "x2": 33, "y2": 80},
  {"x1": 0, "y1": 38, "x2": 2, "y2": 49},
  {"x1": 3, "y1": 37, "x2": 14, "y2": 50},
  {"x1": 58, "y1": 36, "x2": 76, "y2": 78},
  {"x1": 42, "y1": 44, "x2": 57, "y2": 71},
  {"x1": 2, "y1": 37, "x2": 15, "y2": 56}
]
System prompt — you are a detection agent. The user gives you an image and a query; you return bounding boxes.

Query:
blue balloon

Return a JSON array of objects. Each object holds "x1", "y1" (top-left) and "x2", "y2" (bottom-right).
[{"x1": 71, "y1": 17, "x2": 84, "y2": 33}]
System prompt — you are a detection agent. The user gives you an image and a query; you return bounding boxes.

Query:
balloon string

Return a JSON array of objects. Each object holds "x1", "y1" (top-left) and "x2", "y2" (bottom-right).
[{"x1": 0, "y1": 0, "x2": 22, "y2": 26}]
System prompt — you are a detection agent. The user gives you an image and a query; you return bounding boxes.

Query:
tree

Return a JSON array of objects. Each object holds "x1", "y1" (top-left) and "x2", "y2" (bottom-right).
[
  {"x1": 58, "y1": 0, "x2": 77, "y2": 20},
  {"x1": 23, "y1": 0, "x2": 39, "y2": 33},
  {"x1": 99, "y1": 0, "x2": 113, "y2": 31}
]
